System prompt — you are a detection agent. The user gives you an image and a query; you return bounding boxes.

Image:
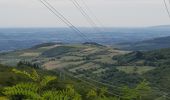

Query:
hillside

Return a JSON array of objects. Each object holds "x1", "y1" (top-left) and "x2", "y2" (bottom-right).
[
  {"x1": 0, "y1": 43, "x2": 147, "y2": 88},
  {"x1": 112, "y1": 48, "x2": 170, "y2": 67},
  {"x1": 112, "y1": 48, "x2": 170, "y2": 95},
  {"x1": 0, "y1": 43, "x2": 128, "y2": 69},
  {"x1": 0, "y1": 43, "x2": 170, "y2": 99},
  {"x1": 118, "y1": 36, "x2": 170, "y2": 51}
]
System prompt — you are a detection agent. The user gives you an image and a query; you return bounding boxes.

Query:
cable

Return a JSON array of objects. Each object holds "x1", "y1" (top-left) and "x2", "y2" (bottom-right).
[
  {"x1": 58, "y1": 69, "x2": 122, "y2": 97},
  {"x1": 83, "y1": 76, "x2": 123, "y2": 90},
  {"x1": 69, "y1": 0, "x2": 109, "y2": 44},
  {"x1": 163, "y1": 0, "x2": 170, "y2": 18},
  {"x1": 79, "y1": 0, "x2": 105, "y2": 30},
  {"x1": 69, "y1": 0, "x2": 102, "y2": 33},
  {"x1": 78, "y1": 0, "x2": 108, "y2": 43},
  {"x1": 38, "y1": 0, "x2": 92, "y2": 42}
]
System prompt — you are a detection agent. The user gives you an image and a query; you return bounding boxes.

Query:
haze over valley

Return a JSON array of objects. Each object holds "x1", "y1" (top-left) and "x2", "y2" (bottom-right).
[{"x1": 1, "y1": 25, "x2": 170, "y2": 52}]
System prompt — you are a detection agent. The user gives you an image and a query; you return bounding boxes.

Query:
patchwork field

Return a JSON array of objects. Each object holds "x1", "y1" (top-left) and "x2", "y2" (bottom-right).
[{"x1": 0, "y1": 43, "x2": 156, "y2": 85}]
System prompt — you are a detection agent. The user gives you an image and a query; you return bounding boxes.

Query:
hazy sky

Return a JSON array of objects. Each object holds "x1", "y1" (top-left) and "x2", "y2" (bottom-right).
[{"x1": 0, "y1": 0, "x2": 170, "y2": 27}]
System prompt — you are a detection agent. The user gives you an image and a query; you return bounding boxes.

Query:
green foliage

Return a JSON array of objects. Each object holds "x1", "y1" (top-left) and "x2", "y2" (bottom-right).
[
  {"x1": 3, "y1": 69, "x2": 81, "y2": 100},
  {"x1": 86, "y1": 88, "x2": 120, "y2": 100},
  {"x1": 0, "y1": 64, "x2": 159, "y2": 100},
  {"x1": 121, "y1": 80, "x2": 151, "y2": 100},
  {"x1": 145, "y1": 65, "x2": 170, "y2": 95},
  {"x1": 86, "y1": 89, "x2": 97, "y2": 99},
  {"x1": 4, "y1": 83, "x2": 40, "y2": 99},
  {"x1": 42, "y1": 91, "x2": 69, "y2": 100}
]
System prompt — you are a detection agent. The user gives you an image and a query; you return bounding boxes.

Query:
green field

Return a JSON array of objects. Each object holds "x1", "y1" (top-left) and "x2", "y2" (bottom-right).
[{"x1": 117, "y1": 66, "x2": 155, "y2": 74}]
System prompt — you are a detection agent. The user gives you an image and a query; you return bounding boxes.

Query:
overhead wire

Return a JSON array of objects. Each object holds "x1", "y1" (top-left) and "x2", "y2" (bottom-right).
[
  {"x1": 69, "y1": 0, "x2": 102, "y2": 33},
  {"x1": 37, "y1": 0, "x2": 118, "y2": 92},
  {"x1": 78, "y1": 0, "x2": 108, "y2": 43},
  {"x1": 79, "y1": 0, "x2": 106, "y2": 30},
  {"x1": 58, "y1": 70, "x2": 122, "y2": 97},
  {"x1": 163, "y1": 0, "x2": 170, "y2": 18},
  {"x1": 38, "y1": 0, "x2": 92, "y2": 42},
  {"x1": 39, "y1": 0, "x2": 170, "y2": 98},
  {"x1": 69, "y1": 0, "x2": 108, "y2": 44}
]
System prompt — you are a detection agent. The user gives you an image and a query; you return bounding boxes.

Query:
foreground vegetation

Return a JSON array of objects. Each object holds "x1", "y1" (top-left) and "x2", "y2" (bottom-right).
[{"x1": 0, "y1": 64, "x2": 160, "y2": 100}]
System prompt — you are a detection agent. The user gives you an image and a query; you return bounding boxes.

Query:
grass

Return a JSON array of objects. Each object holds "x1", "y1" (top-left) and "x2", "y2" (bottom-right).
[
  {"x1": 19, "y1": 52, "x2": 40, "y2": 57},
  {"x1": 60, "y1": 56, "x2": 83, "y2": 61},
  {"x1": 117, "y1": 66, "x2": 155, "y2": 74},
  {"x1": 94, "y1": 55, "x2": 115, "y2": 64}
]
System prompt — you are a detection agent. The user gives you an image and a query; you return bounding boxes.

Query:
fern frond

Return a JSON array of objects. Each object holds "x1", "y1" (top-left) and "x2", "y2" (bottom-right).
[
  {"x1": 42, "y1": 91, "x2": 69, "y2": 100},
  {"x1": 12, "y1": 69, "x2": 31, "y2": 79},
  {"x1": 12, "y1": 69, "x2": 40, "y2": 81},
  {"x1": 86, "y1": 89, "x2": 97, "y2": 98},
  {"x1": 40, "y1": 76, "x2": 57, "y2": 87},
  {"x1": 31, "y1": 69, "x2": 40, "y2": 81},
  {"x1": 63, "y1": 85, "x2": 82, "y2": 100},
  {"x1": 3, "y1": 83, "x2": 40, "y2": 99}
]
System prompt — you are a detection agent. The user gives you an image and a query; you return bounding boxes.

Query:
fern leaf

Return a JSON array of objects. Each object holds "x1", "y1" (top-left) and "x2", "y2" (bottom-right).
[
  {"x1": 3, "y1": 83, "x2": 40, "y2": 99},
  {"x1": 40, "y1": 76, "x2": 57, "y2": 87}
]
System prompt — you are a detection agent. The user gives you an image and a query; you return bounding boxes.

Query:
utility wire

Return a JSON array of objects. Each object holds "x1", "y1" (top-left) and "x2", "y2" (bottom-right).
[
  {"x1": 58, "y1": 70, "x2": 122, "y2": 97},
  {"x1": 80, "y1": 0, "x2": 105, "y2": 30},
  {"x1": 78, "y1": 0, "x2": 108, "y2": 43},
  {"x1": 69, "y1": 0, "x2": 102, "y2": 33},
  {"x1": 69, "y1": 0, "x2": 108, "y2": 44},
  {"x1": 38, "y1": 0, "x2": 91, "y2": 42},
  {"x1": 163, "y1": 0, "x2": 170, "y2": 18},
  {"x1": 83, "y1": 76, "x2": 123, "y2": 90}
]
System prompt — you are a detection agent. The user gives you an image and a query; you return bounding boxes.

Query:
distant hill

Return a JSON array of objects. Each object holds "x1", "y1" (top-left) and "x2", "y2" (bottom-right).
[
  {"x1": 118, "y1": 36, "x2": 170, "y2": 51},
  {"x1": 112, "y1": 48, "x2": 170, "y2": 67},
  {"x1": 1, "y1": 26, "x2": 170, "y2": 52}
]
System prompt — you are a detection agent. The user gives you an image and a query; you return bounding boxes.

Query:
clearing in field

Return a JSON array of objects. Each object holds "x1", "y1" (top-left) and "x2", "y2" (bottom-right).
[{"x1": 19, "y1": 52, "x2": 40, "y2": 57}]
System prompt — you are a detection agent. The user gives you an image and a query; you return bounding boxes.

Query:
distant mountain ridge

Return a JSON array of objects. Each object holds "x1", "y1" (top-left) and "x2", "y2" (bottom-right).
[{"x1": 1, "y1": 25, "x2": 170, "y2": 52}]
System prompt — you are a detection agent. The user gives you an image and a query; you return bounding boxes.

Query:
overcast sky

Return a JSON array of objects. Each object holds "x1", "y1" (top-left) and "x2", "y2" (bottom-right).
[{"x1": 0, "y1": 0, "x2": 170, "y2": 27}]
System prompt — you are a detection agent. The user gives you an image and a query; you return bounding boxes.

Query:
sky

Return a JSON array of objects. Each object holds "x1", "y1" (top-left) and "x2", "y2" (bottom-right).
[{"x1": 0, "y1": 0, "x2": 170, "y2": 27}]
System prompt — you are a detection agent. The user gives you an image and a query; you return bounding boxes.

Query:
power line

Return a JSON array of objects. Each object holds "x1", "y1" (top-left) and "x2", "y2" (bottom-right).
[
  {"x1": 38, "y1": 0, "x2": 91, "y2": 42},
  {"x1": 69, "y1": 0, "x2": 102, "y2": 33},
  {"x1": 58, "y1": 70, "x2": 122, "y2": 97},
  {"x1": 79, "y1": 0, "x2": 105, "y2": 30},
  {"x1": 83, "y1": 76, "x2": 123, "y2": 90},
  {"x1": 163, "y1": 0, "x2": 170, "y2": 18},
  {"x1": 69, "y1": 0, "x2": 108, "y2": 44},
  {"x1": 78, "y1": 0, "x2": 108, "y2": 44}
]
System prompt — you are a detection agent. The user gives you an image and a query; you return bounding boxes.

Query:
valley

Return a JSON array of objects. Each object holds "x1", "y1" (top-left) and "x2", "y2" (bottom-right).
[{"x1": 1, "y1": 42, "x2": 170, "y2": 99}]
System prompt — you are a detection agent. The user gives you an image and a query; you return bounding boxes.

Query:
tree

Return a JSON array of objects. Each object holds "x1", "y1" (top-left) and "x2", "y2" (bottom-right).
[
  {"x1": 86, "y1": 88, "x2": 119, "y2": 100},
  {"x1": 121, "y1": 80, "x2": 151, "y2": 100}
]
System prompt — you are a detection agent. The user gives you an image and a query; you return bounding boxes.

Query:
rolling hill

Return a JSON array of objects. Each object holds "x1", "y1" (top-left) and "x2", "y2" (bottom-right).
[
  {"x1": 118, "y1": 36, "x2": 170, "y2": 51},
  {"x1": 112, "y1": 48, "x2": 170, "y2": 66},
  {"x1": 1, "y1": 42, "x2": 170, "y2": 99}
]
